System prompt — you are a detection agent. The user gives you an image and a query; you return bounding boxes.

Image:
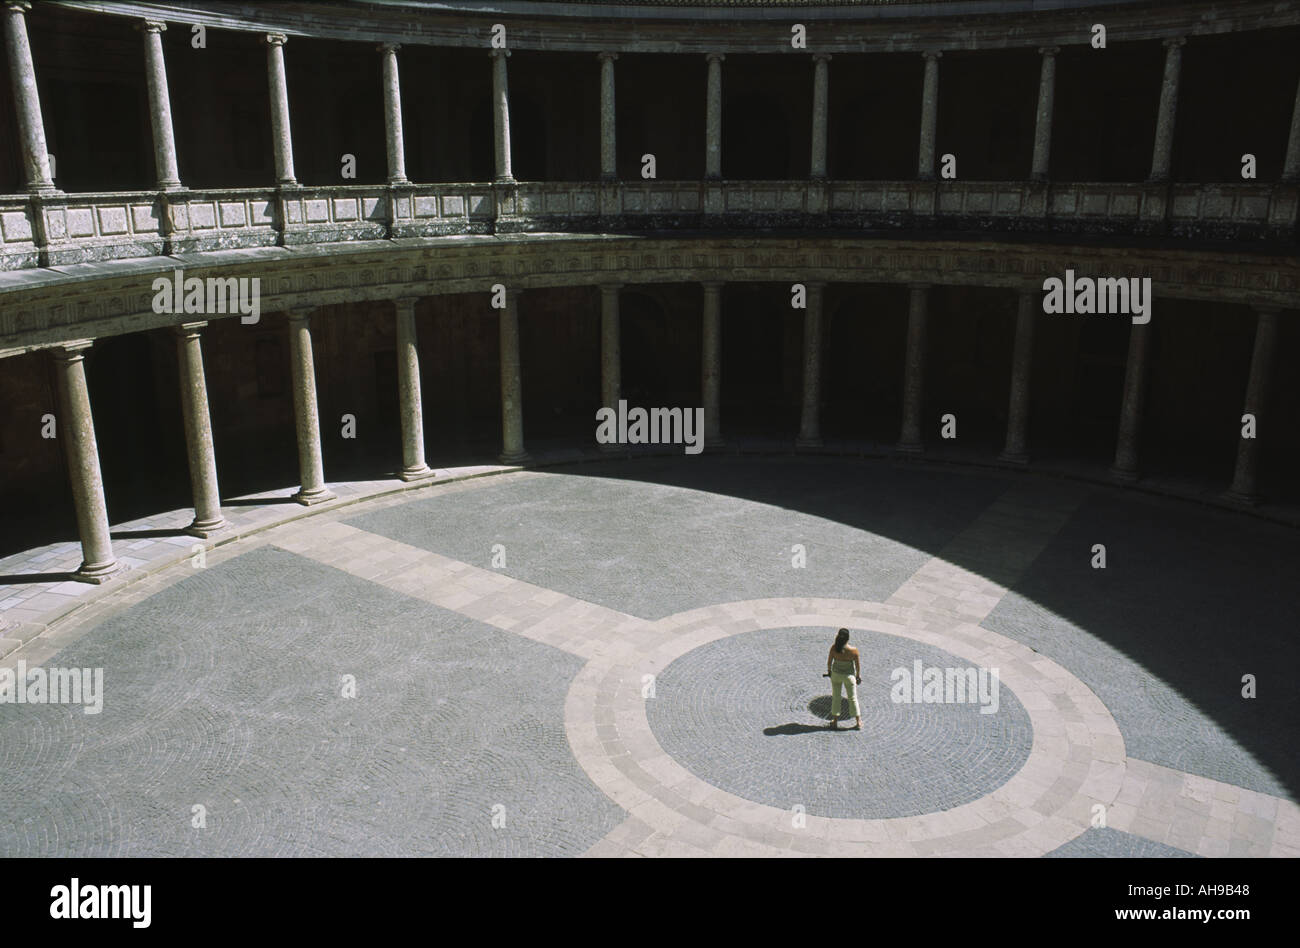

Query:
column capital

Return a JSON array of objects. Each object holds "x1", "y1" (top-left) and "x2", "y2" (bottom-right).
[
  {"x1": 377, "y1": 42, "x2": 400, "y2": 54},
  {"x1": 812, "y1": 52, "x2": 832, "y2": 64},
  {"x1": 489, "y1": 47, "x2": 511, "y2": 59},
  {"x1": 597, "y1": 51, "x2": 618, "y2": 63},
  {"x1": 394, "y1": 296, "x2": 419, "y2": 313},
  {"x1": 701, "y1": 280, "x2": 724, "y2": 291},
  {"x1": 1037, "y1": 45, "x2": 1060, "y2": 57},
  {"x1": 921, "y1": 49, "x2": 943, "y2": 61},
  {"x1": 176, "y1": 320, "x2": 209, "y2": 334},
  {"x1": 599, "y1": 282, "x2": 624, "y2": 293},
  {"x1": 287, "y1": 307, "x2": 315, "y2": 323},
  {"x1": 1254, "y1": 305, "x2": 1281, "y2": 318},
  {"x1": 4, "y1": 2, "x2": 33, "y2": 14},
  {"x1": 52, "y1": 339, "x2": 94, "y2": 359},
  {"x1": 1162, "y1": 36, "x2": 1186, "y2": 49},
  {"x1": 137, "y1": 19, "x2": 167, "y2": 34},
  {"x1": 908, "y1": 282, "x2": 932, "y2": 291},
  {"x1": 705, "y1": 52, "x2": 725, "y2": 65},
  {"x1": 265, "y1": 32, "x2": 288, "y2": 47}
]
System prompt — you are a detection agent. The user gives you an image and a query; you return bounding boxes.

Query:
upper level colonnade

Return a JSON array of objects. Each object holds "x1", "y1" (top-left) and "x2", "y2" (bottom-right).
[{"x1": 1, "y1": 0, "x2": 1299, "y2": 239}]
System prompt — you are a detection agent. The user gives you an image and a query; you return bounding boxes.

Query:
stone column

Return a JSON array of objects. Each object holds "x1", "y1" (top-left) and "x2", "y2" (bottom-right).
[
  {"x1": 138, "y1": 20, "x2": 182, "y2": 191},
  {"x1": 897, "y1": 284, "x2": 929, "y2": 454},
  {"x1": 599, "y1": 284, "x2": 622, "y2": 453},
  {"x1": 1109, "y1": 320, "x2": 1152, "y2": 481},
  {"x1": 51, "y1": 342, "x2": 119, "y2": 582},
  {"x1": 379, "y1": 43, "x2": 409, "y2": 185},
  {"x1": 702, "y1": 281, "x2": 724, "y2": 446},
  {"x1": 1148, "y1": 37, "x2": 1185, "y2": 183},
  {"x1": 394, "y1": 297, "x2": 434, "y2": 480},
  {"x1": 999, "y1": 290, "x2": 1037, "y2": 464},
  {"x1": 3, "y1": 1, "x2": 55, "y2": 192},
  {"x1": 1030, "y1": 46, "x2": 1059, "y2": 182},
  {"x1": 917, "y1": 50, "x2": 942, "y2": 181},
  {"x1": 490, "y1": 49, "x2": 514, "y2": 183},
  {"x1": 287, "y1": 309, "x2": 334, "y2": 504},
  {"x1": 1283, "y1": 72, "x2": 1300, "y2": 182},
  {"x1": 598, "y1": 52, "x2": 617, "y2": 181},
  {"x1": 797, "y1": 282, "x2": 825, "y2": 448},
  {"x1": 810, "y1": 53, "x2": 831, "y2": 180},
  {"x1": 499, "y1": 289, "x2": 530, "y2": 464},
  {"x1": 265, "y1": 33, "x2": 297, "y2": 186},
  {"x1": 174, "y1": 322, "x2": 227, "y2": 536},
  {"x1": 1225, "y1": 307, "x2": 1280, "y2": 504},
  {"x1": 705, "y1": 53, "x2": 724, "y2": 180}
]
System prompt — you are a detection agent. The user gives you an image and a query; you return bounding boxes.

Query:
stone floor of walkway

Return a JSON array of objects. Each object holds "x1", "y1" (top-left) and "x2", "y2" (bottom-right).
[{"x1": 1, "y1": 451, "x2": 1297, "y2": 857}]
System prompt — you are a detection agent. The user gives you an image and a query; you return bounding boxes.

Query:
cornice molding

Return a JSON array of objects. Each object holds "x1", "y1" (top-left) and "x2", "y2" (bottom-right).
[
  {"x1": 1, "y1": 235, "x2": 1295, "y2": 356},
  {"x1": 47, "y1": 0, "x2": 1300, "y2": 54}
]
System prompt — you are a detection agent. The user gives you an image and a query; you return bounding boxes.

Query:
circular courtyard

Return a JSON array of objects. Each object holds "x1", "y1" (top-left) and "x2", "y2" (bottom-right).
[{"x1": 1, "y1": 455, "x2": 1297, "y2": 858}]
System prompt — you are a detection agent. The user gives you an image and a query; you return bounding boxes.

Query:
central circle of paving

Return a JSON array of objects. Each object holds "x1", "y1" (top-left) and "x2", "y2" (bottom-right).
[{"x1": 645, "y1": 626, "x2": 1034, "y2": 819}]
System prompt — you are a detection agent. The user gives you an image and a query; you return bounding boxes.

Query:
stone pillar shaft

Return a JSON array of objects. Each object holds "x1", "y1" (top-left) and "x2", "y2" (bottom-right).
[
  {"x1": 380, "y1": 44, "x2": 409, "y2": 185},
  {"x1": 1000, "y1": 290, "x2": 1037, "y2": 463},
  {"x1": 1149, "y1": 37, "x2": 1185, "y2": 182},
  {"x1": 174, "y1": 322, "x2": 226, "y2": 535},
  {"x1": 917, "y1": 51, "x2": 941, "y2": 180},
  {"x1": 810, "y1": 54, "x2": 831, "y2": 180},
  {"x1": 797, "y1": 282, "x2": 825, "y2": 447},
  {"x1": 705, "y1": 53, "x2": 724, "y2": 179},
  {"x1": 600, "y1": 284, "x2": 621, "y2": 410},
  {"x1": 599, "y1": 284, "x2": 622, "y2": 453},
  {"x1": 599, "y1": 52, "x2": 617, "y2": 181},
  {"x1": 491, "y1": 50, "x2": 514, "y2": 183},
  {"x1": 1030, "y1": 47, "x2": 1059, "y2": 181},
  {"x1": 1227, "y1": 308, "x2": 1280, "y2": 502},
  {"x1": 395, "y1": 298, "x2": 433, "y2": 480},
  {"x1": 140, "y1": 20, "x2": 182, "y2": 190},
  {"x1": 499, "y1": 291, "x2": 529, "y2": 463},
  {"x1": 51, "y1": 343, "x2": 119, "y2": 581},
  {"x1": 897, "y1": 285, "x2": 929, "y2": 453},
  {"x1": 288, "y1": 310, "x2": 333, "y2": 503},
  {"x1": 1284, "y1": 72, "x2": 1300, "y2": 182},
  {"x1": 1110, "y1": 321, "x2": 1152, "y2": 480},
  {"x1": 265, "y1": 34, "x2": 297, "y2": 186},
  {"x1": 702, "y1": 282, "x2": 723, "y2": 446},
  {"x1": 3, "y1": 1, "x2": 55, "y2": 192}
]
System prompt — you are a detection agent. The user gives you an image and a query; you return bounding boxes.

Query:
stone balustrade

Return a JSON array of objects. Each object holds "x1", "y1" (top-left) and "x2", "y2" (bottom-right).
[{"x1": 2, "y1": 179, "x2": 1295, "y2": 272}]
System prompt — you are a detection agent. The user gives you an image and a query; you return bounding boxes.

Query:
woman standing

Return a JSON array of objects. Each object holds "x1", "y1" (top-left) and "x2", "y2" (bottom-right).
[{"x1": 826, "y1": 628, "x2": 862, "y2": 730}]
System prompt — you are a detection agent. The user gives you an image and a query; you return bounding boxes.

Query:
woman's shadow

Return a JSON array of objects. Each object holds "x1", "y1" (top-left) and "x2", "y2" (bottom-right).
[{"x1": 763, "y1": 696, "x2": 844, "y2": 736}]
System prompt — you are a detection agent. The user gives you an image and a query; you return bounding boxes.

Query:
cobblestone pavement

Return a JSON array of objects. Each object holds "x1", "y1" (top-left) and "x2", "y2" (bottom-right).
[
  {"x1": 2, "y1": 456, "x2": 1297, "y2": 857},
  {"x1": 646, "y1": 626, "x2": 1033, "y2": 819}
]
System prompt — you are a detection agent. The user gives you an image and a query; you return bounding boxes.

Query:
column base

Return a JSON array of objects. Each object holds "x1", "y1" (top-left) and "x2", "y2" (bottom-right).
[
  {"x1": 499, "y1": 450, "x2": 532, "y2": 466},
  {"x1": 495, "y1": 175, "x2": 516, "y2": 185},
  {"x1": 997, "y1": 450, "x2": 1029, "y2": 466},
  {"x1": 292, "y1": 485, "x2": 336, "y2": 506},
  {"x1": 1222, "y1": 487, "x2": 1261, "y2": 506},
  {"x1": 1108, "y1": 465, "x2": 1140, "y2": 484},
  {"x1": 895, "y1": 441, "x2": 924, "y2": 457},
  {"x1": 73, "y1": 558, "x2": 124, "y2": 585},
  {"x1": 398, "y1": 465, "x2": 437, "y2": 482},
  {"x1": 185, "y1": 516, "x2": 229, "y2": 538},
  {"x1": 795, "y1": 435, "x2": 824, "y2": 450}
]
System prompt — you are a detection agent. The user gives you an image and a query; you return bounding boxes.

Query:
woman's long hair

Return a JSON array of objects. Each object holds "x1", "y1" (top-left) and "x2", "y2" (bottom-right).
[{"x1": 833, "y1": 628, "x2": 850, "y2": 654}]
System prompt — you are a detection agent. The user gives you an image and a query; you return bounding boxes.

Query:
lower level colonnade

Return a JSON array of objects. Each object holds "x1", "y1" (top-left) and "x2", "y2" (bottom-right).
[{"x1": 19, "y1": 276, "x2": 1292, "y2": 584}]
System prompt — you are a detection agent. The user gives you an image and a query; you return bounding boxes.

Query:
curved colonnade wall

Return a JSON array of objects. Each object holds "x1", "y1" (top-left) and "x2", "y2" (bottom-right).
[{"x1": 0, "y1": 0, "x2": 1297, "y2": 582}]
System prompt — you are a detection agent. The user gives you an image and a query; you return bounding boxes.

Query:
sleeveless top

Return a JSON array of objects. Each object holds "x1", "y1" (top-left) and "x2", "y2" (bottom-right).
[{"x1": 831, "y1": 651, "x2": 855, "y2": 674}]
